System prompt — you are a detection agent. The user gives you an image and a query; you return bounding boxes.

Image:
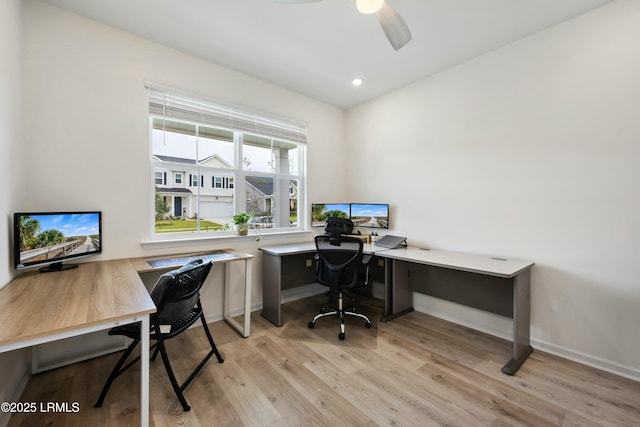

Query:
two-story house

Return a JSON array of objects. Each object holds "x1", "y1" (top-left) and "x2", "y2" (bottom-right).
[{"x1": 154, "y1": 154, "x2": 234, "y2": 221}]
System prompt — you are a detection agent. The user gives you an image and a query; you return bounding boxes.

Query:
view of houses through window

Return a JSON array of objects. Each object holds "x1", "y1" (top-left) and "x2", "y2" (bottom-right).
[{"x1": 151, "y1": 107, "x2": 306, "y2": 236}]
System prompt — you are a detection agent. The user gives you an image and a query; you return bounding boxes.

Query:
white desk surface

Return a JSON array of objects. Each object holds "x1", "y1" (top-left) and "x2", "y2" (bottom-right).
[
  {"x1": 379, "y1": 247, "x2": 534, "y2": 278},
  {"x1": 258, "y1": 243, "x2": 533, "y2": 277},
  {"x1": 259, "y1": 242, "x2": 387, "y2": 256},
  {"x1": 132, "y1": 249, "x2": 254, "y2": 273},
  {"x1": 258, "y1": 242, "x2": 315, "y2": 256}
]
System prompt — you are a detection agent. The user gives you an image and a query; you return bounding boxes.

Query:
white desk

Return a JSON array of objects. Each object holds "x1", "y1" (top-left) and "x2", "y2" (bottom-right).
[
  {"x1": 259, "y1": 242, "x2": 384, "y2": 257},
  {"x1": 259, "y1": 242, "x2": 534, "y2": 375},
  {"x1": 259, "y1": 242, "x2": 386, "y2": 326},
  {"x1": 380, "y1": 247, "x2": 533, "y2": 277},
  {"x1": 378, "y1": 247, "x2": 534, "y2": 375},
  {"x1": 132, "y1": 249, "x2": 254, "y2": 338},
  {"x1": 0, "y1": 259, "x2": 156, "y2": 427}
]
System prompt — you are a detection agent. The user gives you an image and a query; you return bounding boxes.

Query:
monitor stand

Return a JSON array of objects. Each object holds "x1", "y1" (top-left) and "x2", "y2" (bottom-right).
[{"x1": 39, "y1": 262, "x2": 79, "y2": 273}]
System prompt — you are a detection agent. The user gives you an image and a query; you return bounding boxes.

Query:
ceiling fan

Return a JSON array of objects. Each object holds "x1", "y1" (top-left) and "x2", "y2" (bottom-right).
[{"x1": 275, "y1": 0, "x2": 412, "y2": 51}]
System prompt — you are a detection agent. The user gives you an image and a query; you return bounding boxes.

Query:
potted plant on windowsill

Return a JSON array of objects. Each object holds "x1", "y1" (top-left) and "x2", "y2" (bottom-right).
[{"x1": 232, "y1": 213, "x2": 251, "y2": 236}]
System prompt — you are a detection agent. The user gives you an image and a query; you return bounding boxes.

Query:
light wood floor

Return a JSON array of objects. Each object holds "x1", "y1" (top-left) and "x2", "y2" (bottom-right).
[{"x1": 9, "y1": 294, "x2": 640, "y2": 426}]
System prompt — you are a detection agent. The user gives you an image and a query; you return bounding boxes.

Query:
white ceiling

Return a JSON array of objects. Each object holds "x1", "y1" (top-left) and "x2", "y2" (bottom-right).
[{"x1": 43, "y1": 0, "x2": 613, "y2": 109}]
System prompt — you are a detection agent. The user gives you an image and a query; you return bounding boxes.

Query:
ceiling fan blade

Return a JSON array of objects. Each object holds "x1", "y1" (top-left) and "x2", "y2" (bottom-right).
[{"x1": 377, "y1": 1, "x2": 412, "y2": 50}]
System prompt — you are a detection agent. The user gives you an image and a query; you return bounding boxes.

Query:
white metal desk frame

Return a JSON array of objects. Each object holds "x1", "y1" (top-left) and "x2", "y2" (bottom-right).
[
  {"x1": 0, "y1": 316, "x2": 151, "y2": 426},
  {"x1": 134, "y1": 250, "x2": 254, "y2": 338},
  {"x1": 0, "y1": 260, "x2": 155, "y2": 427},
  {"x1": 221, "y1": 254, "x2": 253, "y2": 337}
]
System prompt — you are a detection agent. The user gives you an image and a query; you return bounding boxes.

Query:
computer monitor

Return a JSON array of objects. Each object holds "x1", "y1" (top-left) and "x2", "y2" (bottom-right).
[
  {"x1": 14, "y1": 211, "x2": 103, "y2": 272},
  {"x1": 349, "y1": 203, "x2": 389, "y2": 229},
  {"x1": 311, "y1": 203, "x2": 350, "y2": 227}
]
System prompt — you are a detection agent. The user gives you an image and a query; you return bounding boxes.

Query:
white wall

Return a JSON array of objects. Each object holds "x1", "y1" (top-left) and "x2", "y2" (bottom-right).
[
  {"x1": 13, "y1": 0, "x2": 639, "y2": 407},
  {"x1": 7, "y1": 0, "x2": 344, "y2": 410},
  {"x1": 346, "y1": 0, "x2": 640, "y2": 379},
  {"x1": 21, "y1": 0, "x2": 346, "y2": 307},
  {"x1": 1, "y1": 1, "x2": 30, "y2": 425},
  {"x1": 0, "y1": 0, "x2": 21, "y2": 287}
]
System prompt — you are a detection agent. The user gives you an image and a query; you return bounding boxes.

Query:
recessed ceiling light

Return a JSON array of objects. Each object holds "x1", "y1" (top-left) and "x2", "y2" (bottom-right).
[{"x1": 352, "y1": 78, "x2": 363, "y2": 86}]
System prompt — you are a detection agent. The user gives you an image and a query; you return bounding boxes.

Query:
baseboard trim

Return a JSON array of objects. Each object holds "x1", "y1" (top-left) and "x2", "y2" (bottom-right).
[
  {"x1": 531, "y1": 338, "x2": 640, "y2": 382},
  {"x1": 412, "y1": 293, "x2": 639, "y2": 382}
]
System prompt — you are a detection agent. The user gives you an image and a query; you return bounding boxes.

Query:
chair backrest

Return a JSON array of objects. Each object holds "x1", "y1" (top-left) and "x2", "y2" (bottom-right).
[
  {"x1": 315, "y1": 234, "x2": 364, "y2": 291},
  {"x1": 325, "y1": 217, "x2": 354, "y2": 246},
  {"x1": 149, "y1": 259, "x2": 213, "y2": 326}
]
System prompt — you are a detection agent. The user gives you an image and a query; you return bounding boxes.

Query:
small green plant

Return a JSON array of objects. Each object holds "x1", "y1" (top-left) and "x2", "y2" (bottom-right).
[
  {"x1": 232, "y1": 213, "x2": 251, "y2": 236},
  {"x1": 232, "y1": 213, "x2": 251, "y2": 224}
]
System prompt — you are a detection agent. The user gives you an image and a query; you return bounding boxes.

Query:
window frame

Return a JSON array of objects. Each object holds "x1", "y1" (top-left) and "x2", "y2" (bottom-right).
[{"x1": 148, "y1": 86, "x2": 307, "y2": 240}]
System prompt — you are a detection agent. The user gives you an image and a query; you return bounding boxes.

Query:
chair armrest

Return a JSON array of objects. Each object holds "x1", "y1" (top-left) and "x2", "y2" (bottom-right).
[{"x1": 359, "y1": 255, "x2": 371, "y2": 286}]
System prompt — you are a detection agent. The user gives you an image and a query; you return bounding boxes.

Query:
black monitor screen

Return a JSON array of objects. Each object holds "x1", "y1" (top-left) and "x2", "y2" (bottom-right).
[
  {"x1": 14, "y1": 211, "x2": 102, "y2": 272},
  {"x1": 311, "y1": 203, "x2": 350, "y2": 227},
  {"x1": 350, "y1": 203, "x2": 389, "y2": 229}
]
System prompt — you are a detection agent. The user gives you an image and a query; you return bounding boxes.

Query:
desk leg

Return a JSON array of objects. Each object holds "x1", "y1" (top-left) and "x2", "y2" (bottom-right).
[
  {"x1": 223, "y1": 259, "x2": 252, "y2": 338},
  {"x1": 242, "y1": 258, "x2": 252, "y2": 337},
  {"x1": 261, "y1": 253, "x2": 283, "y2": 326},
  {"x1": 140, "y1": 315, "x2": 150, "y2": 427},
  {"x1": 222, "y1": 261, "x2": 230, "y2": 324},
  {"x1": 381, "y1": 259, "x2": 414, "y2": 322},
  {"x1": 502, "y1": 269, "x2": 533, "y2": 375}
]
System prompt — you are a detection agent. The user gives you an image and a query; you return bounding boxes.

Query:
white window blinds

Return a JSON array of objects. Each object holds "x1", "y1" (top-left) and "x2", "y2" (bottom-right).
[{"x1": 147, "y1": 86, "x2": 307, "y2": 144}]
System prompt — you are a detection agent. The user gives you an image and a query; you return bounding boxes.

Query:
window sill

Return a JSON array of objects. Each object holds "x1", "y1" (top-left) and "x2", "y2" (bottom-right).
[{"x1": 140, "y1": 230, "x2": 313, "y2": 251}]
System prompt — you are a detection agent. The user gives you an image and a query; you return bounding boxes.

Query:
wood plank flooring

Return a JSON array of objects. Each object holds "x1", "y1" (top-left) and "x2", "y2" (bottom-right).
[{"x1": 8, "y1": 294, "x2": 640, "y2": 426}]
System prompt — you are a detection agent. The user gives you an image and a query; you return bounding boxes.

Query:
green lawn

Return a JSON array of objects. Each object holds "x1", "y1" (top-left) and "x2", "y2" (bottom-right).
[{"x1": 155, "y1": 219, "x2": 223, "y2": 233}]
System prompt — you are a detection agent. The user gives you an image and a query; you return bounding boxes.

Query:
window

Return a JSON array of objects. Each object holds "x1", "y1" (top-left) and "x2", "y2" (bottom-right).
[
  {"x1": 155, "y1": 171, "x2": 166, "y2": 186},
  {"x1": 213, "y1": 176, "x2": 234, "y2": 189},
  {"x1": 149, "y1": 86, "x2": 306, "y2": 236}
]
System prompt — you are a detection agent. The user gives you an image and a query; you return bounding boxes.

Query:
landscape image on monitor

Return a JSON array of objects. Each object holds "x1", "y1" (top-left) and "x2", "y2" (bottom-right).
[
  {"x1": 311, "y1": 203, "x2": 350, "y2": 227},
  {"x1": 16, "y1": 212, "x2": 102, "y2": 267},
  {"x1": 350, "y1": 203, "x2": 389, "y2": 229}
]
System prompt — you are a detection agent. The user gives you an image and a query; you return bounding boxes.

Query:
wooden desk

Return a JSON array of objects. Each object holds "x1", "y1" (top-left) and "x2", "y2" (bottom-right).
[
  {"x1": 0, "y1": 259, "x2": 156, "y2": 427},
  {"x1": 378, "y1": 247, "x2": 534, "y2": 375},
  {"x1": 131, "y1": 249, "x2": 254, "y2": 338}
]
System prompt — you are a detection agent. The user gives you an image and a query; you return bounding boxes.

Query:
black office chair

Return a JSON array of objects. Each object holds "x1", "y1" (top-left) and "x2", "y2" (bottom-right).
[
  {"x1": 95, "y1": 259, "x2": 223, "y2": 411},
  {"x1": 308, "y1": 217, "x2": 372, "y2": 340}
]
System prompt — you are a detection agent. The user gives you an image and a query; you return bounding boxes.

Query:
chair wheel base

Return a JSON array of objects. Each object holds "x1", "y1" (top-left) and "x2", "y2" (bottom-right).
[
  {"x1": 365, "y1": 321, "x2": 372, "y2": 328},
  {"x1": 338, "y1": 332, "x2": 345, "y2": 340},
  {"x1": 308, "y1": 322, "x2": 315, "y2": 329}
]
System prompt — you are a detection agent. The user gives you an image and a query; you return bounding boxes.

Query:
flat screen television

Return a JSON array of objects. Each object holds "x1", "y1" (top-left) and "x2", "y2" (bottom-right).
[
  {"x1": 14, "y1": 211, "x2": 103, "y2": 272},
  {"x1": 311, "y1": 203, "x2": 350, "y2": 227},
  {"x1": 350, "y1": 203, "x2": 389, "y2": 229}
]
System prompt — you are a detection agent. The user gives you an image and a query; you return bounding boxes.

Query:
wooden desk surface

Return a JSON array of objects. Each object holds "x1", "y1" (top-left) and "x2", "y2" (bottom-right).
[{"x1": 0, "y1": 259, "x2": 156, "y2": 349}]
